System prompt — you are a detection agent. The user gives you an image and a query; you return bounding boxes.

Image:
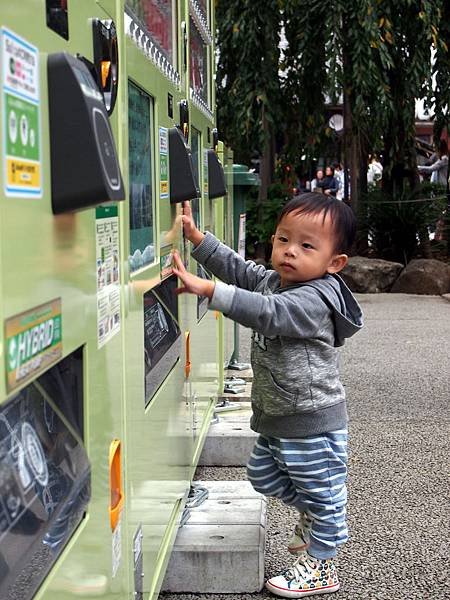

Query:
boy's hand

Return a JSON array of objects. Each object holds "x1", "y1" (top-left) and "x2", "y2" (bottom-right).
[
  {"x1": 172, "y1": 251, "x2": 215, "y2": 298},
  {"x1": 182, "y1": 201, "x2": 204, "y2": 246}
]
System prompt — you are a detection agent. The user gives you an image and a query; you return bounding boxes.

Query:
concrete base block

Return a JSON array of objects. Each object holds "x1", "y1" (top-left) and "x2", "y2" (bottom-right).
[
  {"x1": 220, "y1": 380, "x2": 252, "y2": 402},
  {"x1": 225, "y1": 367, "x2": 253, "y2": 381},
  {"x1": 199, "y1": 406, "x2": 257, "y2": 466},
  {"x1": 162, "y1": 481, "x2": 266, "y2": 593}
]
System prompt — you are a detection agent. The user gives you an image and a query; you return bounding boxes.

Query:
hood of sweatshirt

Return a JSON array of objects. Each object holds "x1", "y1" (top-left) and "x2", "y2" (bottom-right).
[{"x1": 296, "y1": 274, "x2": 363, "y2": 346}]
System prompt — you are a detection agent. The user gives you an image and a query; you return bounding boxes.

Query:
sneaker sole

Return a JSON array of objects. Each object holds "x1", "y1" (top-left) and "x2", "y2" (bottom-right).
[{"x1": 265, "y1": 580, "x2": 340, "y2": 598}]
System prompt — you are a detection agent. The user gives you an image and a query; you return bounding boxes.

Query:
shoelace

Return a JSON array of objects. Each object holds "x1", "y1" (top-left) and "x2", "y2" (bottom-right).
[{"x1": 283, "y1": 553, "x2": 318, "y2": 583}]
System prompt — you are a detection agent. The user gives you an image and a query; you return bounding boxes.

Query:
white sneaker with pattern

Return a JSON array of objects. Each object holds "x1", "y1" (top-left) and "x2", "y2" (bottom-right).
[{"x1": 265, "y1": 552, "x2": 340, "y2": 598}]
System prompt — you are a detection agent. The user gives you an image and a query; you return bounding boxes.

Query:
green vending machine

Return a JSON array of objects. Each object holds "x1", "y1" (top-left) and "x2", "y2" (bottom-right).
[
  {"x1": 120, "y1": 0, "x2": 224, "y2": 598},
  {"x1": 120, "y1": 2, "x2": 192, "y2": 598},
  {"x1": 0, "y1": 2, "x2": 129, "y2": 598},
  {"x1": 0, "y1": 1, "x2": 226, "y2": 598},
  {"x1": 183, "y1": 0, "x2": 228, "y2": 471}
]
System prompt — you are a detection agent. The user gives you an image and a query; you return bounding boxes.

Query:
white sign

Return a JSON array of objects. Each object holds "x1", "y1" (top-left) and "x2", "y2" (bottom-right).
[
  {"x1": 112, "y1": 518, "x2": 122, "y2": 578},
  {"x1": 96, "y1": 206, "x2": 121, "y2": 348},
  {"x1": 238, "y1": 213, "x2": 246, "y2": 258}
]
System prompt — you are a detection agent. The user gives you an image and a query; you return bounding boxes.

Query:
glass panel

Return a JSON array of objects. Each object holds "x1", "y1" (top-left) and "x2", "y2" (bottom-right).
[
  {"x1": 126, "y1": 0, "x2": 176, "y2": 65},
  {"x1": 0, "y1": 349, "x2": 90, "y2": 600},
  {"x1": 189, "y1": 17, "x2": 208, "y2": 103},
  {"x1": 144, "y1": 276, "x2": 181, "y2": 404},
  {"x1": 128, "y1": 81, "x2": 155, "y2": 272},
  {"x1": 190, "y1": 128, "x2": 201, "y2": 228},
  {"x1": 196, "y1": 264, "x2": 211, "y2": 322}
]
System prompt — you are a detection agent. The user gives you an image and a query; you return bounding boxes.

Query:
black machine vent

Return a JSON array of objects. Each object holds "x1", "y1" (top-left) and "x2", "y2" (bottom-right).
[
  {"x1": 168, "y1": 127, "x2": 200, "y2": 204},
  {"x1": 207, "y1": 149, "x2": 227, "y2": 199}
]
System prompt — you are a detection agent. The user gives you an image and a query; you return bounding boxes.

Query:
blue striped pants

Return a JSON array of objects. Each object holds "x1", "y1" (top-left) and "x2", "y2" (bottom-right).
[{"x1": 246, "y1": 430, "x2": 348, "y2": 559}]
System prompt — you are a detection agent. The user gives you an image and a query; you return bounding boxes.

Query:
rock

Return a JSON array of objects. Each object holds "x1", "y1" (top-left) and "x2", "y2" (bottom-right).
[
  {"x1": 390, "y1": 259, "x2": 450, "y2": 295},
  {"x1": 341, "y1": 256, "x2": 403, "y2": 293}
]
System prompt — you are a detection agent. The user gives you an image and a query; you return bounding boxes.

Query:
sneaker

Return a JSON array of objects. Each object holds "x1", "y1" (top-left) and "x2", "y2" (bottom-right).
[
  {"x1": 287, "y1": 513, "x2": 312, "y2": 555},
  {"x1": 265, "y1": 553, "x2": 339, "y2": 598}
]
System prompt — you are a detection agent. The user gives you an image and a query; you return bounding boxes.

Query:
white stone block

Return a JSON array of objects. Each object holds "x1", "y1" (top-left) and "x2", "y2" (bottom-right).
[{"x1": 162, "y1": 481, "x2": 266, "y2": 593}]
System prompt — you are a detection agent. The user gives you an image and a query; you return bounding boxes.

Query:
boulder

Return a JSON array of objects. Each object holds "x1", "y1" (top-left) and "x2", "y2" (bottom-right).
[
  {"x1": 341, "y1": 256, "x2": 403, "y2": 293},
  {"x1": 390, "y1": 259, "x2": 450, "y2": 295}
]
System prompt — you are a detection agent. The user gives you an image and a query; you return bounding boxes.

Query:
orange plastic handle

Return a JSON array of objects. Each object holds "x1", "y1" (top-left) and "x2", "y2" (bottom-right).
[
  {"x1": 185, "y1": 331, "x2": 191, "y2": 378},
  {"x1": 109, "y1": 439, "x2": 124, "y2": 531},
  {"x1": 101, "y1": 60, "x2": 111, "y2": 89}
]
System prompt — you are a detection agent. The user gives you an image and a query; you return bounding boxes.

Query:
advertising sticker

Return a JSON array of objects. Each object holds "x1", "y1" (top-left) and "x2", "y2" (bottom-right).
[
  {"x1": 2, "y1": 28, "x2": 41, "y2": 197},
  {"x1": 159, "y1": 127, "x2": 168, "y2": 199},
  {"x1": 203, "y1": 147, "x2": 209, "y2": 198},
  {"x1": 5, "y1": 299, "x2": 62, "y2": 392}
]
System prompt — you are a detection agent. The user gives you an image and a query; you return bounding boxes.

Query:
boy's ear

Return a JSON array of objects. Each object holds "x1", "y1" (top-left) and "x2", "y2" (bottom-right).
[
  {"x1": 271, "y1": 234, "x2": 275, "y2": 245},
  {"x1": 326, "y1": 254, "x2": 348, "y2": 274}
]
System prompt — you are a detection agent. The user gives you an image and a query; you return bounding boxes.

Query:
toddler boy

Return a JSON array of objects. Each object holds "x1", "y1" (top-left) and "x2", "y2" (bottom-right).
[{"x1": 173, "y1": 193, "x2": 363, "y2": 597}]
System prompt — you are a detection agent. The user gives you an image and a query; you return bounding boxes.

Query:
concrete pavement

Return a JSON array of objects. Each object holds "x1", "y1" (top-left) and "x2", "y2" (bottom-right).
[{"x1": 160, "y1": 294, "x2": 450, "y2": 600}]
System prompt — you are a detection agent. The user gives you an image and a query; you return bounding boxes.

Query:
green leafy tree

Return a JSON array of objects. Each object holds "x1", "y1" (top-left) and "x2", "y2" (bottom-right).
[
  {"x1": 216, "y1": 0, "x2": 282, "y2": 206},
  {"x1": 216, "y1": 0, "x2": 450, "y2": 250}
]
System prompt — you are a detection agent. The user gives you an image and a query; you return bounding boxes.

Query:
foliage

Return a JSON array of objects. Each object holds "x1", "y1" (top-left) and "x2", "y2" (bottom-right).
[
  {"x1": 359, "y1": 183, "x2": 447, "y2": 264},
  {"x1": 215, "y1": 0, "x2": 282, "y2": 166},
  {"x1": 430, "y1": 1, "x2": 450, "y2": 144},
  {"x1": 245, "y1": 182, "x2": 292, "y2": 258},
  {"x1": 216, "y1": 0, "x2": 450, "y2": 199}
]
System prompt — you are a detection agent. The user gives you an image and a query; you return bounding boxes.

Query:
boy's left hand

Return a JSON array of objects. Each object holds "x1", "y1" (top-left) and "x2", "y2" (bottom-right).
[{"x1": 172, "y1": 251, "x2": 215, "y2": 298}]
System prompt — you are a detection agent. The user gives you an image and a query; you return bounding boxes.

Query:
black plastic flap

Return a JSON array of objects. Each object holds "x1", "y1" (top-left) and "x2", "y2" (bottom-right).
[
  {"x1": 207, "y1": 149, "x2": 227, "y2": 199},
  {"x1": 168, "y1": 127, "x2": 200, "y2": 204},
  {"x1": 48, "y1": 52, "x2": 124, "y2": 214}
]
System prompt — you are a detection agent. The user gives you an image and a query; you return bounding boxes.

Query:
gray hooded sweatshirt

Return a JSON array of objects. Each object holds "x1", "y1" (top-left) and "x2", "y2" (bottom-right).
[{"x1": 192, "y1": 233, "x2": 363, "y2": 438}]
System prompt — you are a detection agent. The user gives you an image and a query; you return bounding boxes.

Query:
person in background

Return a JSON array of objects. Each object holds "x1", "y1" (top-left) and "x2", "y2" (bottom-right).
[
  {"x1": 418, "y1": 139, "x2": 449, "y2": 186},
  {"x1": 367, "y1": 154, "x2": 383, "y2": 188},
  {"x1": 310, "y1": 168, "x2": 325, "y2": 193},
  {"x1": 322, "y1": 166, "x2": 339, "y2": 197},
  {"x1": 333, "y1": 162, "x2": 345, "y2": 201}
]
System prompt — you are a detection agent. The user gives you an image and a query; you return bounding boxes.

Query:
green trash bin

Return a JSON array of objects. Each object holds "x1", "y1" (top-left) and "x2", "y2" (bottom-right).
[{"x1": 228, "y1": 164, "x2": 260, "y2": 370}]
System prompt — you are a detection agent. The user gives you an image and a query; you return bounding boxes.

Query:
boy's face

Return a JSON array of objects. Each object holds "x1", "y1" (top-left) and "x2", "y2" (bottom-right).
[{"x1": 271, "y1": 210, "x2": 348, "y2": 287}]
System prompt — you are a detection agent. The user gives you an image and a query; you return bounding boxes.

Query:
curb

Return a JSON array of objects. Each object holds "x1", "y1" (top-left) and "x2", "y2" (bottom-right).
[{"x1": 442, "y1": 294, "x2": 450, "y2": 303}]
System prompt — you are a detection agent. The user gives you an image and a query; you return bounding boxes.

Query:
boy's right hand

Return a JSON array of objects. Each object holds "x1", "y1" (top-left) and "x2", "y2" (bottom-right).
[{"x1": 182, "y1": 201, "x2": 205, "y2": 246}]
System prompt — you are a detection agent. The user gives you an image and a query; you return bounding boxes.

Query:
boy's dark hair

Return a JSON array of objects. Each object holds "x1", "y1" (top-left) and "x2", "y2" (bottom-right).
[{"x1": 276, "y1": 192, "x2": 356, "y2": 254}]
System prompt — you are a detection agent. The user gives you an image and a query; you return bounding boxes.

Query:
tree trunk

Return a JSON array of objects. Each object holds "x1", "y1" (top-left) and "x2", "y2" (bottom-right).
[
  {"x1": 256, "y1": 104, "x2": 274, "y2": 261},
  {"x1": 258, "y1": 105, "x2": 272, "y2": 209}
]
